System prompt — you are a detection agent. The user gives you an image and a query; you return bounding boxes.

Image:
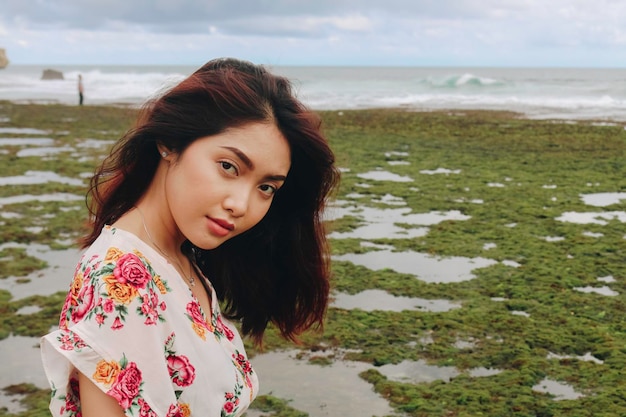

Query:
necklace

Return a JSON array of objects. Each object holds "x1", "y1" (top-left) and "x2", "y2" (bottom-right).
[{"x1": 135, "y1": 206, "x2": 196, "y2": 287}]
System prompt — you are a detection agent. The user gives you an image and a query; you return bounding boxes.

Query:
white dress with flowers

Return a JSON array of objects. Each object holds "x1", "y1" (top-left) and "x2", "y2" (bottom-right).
[{"x1": 41, "y1": 226, "x2": 259, "y2": 417}]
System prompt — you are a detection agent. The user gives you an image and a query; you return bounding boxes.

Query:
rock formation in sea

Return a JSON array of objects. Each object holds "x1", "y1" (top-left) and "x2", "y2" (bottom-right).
[
  {"x1": 41, "y1": 69, "x2": 64, "y2": 80},
  {"x1": 0, "y1": 49, "x2": 9, "y2": 69}
]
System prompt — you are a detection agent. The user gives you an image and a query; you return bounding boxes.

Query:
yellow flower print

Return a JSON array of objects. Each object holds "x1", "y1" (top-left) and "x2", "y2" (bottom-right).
[
  {"x1": 104, "y1": 274, "x2": 138, "y2": 304},
  {"x1": 191, "y1": 322, "x2": 206, "y2": 340},
  {"x1": 69, "y1": 271, "x2": 83, "y2": 302},
  {"x1": 153, "y1": 275, "x2": 168, "y2": 295},
  {"x1": 93, "y1": 359, "x2": 121, "y2": 386},
  {"x1": 104, "y1": 247, "x2": 125, "y2": 263},
  {"x1": 180, "y1": 403, "x2": 191, "y2": 417}
]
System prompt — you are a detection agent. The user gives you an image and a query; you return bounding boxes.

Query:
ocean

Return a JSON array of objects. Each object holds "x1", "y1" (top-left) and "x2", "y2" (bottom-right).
[{"x1": 1, "y1": 64, "x2": 626, "y2": 121}]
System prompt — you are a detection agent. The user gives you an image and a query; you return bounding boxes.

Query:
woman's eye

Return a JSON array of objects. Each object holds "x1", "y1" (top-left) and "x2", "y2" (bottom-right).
[
  {"x1": 220, "y1": 161, "x2": 238, "y2": 175},
  {"x1": 259, "y1": 184, "x2": 277, "y2": 196}
]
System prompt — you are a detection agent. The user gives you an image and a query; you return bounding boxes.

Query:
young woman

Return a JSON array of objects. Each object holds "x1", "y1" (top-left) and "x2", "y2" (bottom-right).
[{"x1": 41, "y1": 58, "x2": 339, "y2": 417}]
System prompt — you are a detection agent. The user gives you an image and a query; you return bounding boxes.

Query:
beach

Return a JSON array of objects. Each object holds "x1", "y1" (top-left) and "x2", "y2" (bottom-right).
[{"x1": 1, "y1": 100, "x2": 625, "y2": 416}]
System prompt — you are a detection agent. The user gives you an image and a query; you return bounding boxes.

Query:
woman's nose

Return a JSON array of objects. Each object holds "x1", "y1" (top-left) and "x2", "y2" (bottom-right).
[{"x1": 223, "y1": 188, "x2": 250, "y2": 217}]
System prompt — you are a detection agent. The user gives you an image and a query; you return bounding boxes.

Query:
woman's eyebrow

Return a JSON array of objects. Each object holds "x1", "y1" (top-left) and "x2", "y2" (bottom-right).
[
  {"x1": 221, "y1": 146, "x2": 288, "y2": 181},
  {"x1": 221, "y1": 146, "x2": 254, "y2": 169}
]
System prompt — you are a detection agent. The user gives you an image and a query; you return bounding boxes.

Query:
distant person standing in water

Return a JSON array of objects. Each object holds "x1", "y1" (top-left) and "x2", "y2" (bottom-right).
[{"x1": 78, "y1": 74, "x2": 84, "y2": 105}]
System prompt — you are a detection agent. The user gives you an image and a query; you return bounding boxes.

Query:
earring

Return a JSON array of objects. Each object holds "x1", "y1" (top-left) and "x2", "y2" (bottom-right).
[{"x1": 161, "y1": 151, "x2": 168, "y2": 157}]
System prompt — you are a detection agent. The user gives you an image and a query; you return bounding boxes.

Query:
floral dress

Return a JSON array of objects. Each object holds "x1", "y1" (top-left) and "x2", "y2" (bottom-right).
[{"x1": 41, "y1": 226, "x2": 259, "y2": 417}]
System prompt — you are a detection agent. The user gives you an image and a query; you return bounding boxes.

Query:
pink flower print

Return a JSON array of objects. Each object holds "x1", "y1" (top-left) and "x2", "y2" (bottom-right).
[
  {"x1": 111, "y1": 317, "x2": 124, "y2": 330},
  {"x1": 167, "y1": 355, "x2": 196, "y2": 387},
  {"x1": 160, "y1": 301, "x2": 167, "y2": 311},
  {"x1": 222, "y1": 392, "x2": 240, "y2": 416},
  {"x1": 95, "y1": 314, "x2": 105, "y2": 325},
  {"x1": 140, "y1": 289, "x2": 160, "y2": 326},
  {"x1": 223, "y1": 401, "x2": 235, "y2": 414},
  {"x1": 236, "y1": 354, "x2": 252, "y2": 374},
  {"x1": 107, "y1": 362, "x2": 142, "y2": 410},
  {"x1": 165, "y1": 403, "x2": 186, "y2": 417},
  {"x1": 216, "y1": 315, "x2": 235, "y2": 341},
  {"x1": 186, "y1": 301, "x2": 206, "y2": 326},
  {"x1": 138, "y1": 398, "x2": 157, "y2": 417},
  {"x1": 71, "y1": 280, "x2": 96, "y2": 323},
  {"x1": 102, "y1": 298, "x2": 114, "y2": 313},
  {"x1": 58, "y1": 297, "x2": 71, "y2": 329},
  {"x1": 113, "y1": 253, "x2": 152, "y2": 289},
  {"x1": 59, "y1": 333, "x2": 73, "y2": 351},
  {"x1": 58, "y1": 331, "x2": 86, "y2": 351}
]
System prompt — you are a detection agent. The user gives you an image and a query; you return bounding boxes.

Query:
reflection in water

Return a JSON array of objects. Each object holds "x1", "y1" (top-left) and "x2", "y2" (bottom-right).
[
  {"x1": 581, "y1": 192, "x2": 626, "y2": 207},
  {"x1": 574, "y1": 286, "x2": 619, "y2": 296},
  {"x1": 0, "y1": 193, "x2": 83, "y2": 208},
  {"x1": 547, "y1": 352, "x2": 604, "y2": 364},
  {"x1": 75, "y1": 138, "x2": 115, "y2": 148},
  {"x1": 331, "y1": 289, "x2": 461, "y2": 312},
  {"x1": 357, "y1": 169, "x2": 413, "y2": 182},
  {"x1": 326, "y1": 201, "x2": 470, "y2": 240},
  {"x1": 532, "y1": 378, "x2": 584, "y2": 400},
  {"x1": 16, "y1": 146, "x2": 75, "y2": 157},
  {"x1": 0, "y1": 335, "x2": 49, "y2": 412},
  {"x1": 377, "y1": 359, "x2": 502, "y2": 384},
  {"x1": 0, "y1": 128, "x2": 48, "y2": 134},
  {"x1": 419, "y1": 168, "x2": 461, "y2": 175},
  {"x1": 0, "y1": 138, "x2": 54, "y2": 146},
  {"x1": 333, "y1": 249, "x2": 497, "y2": 283},
  {"x1": 556, "y1": 211, "x2": 626, "y2": 225},
  {"x1": 251, "y1": 350, "x2": 395, "y2": 417},
  {"x1": 378, "y1": 359, "x2": 458, "y2": 383},
  {"x1": 0, "y1": 170, "x2": 84, "y2": 186},
  {"x1": 0, "y1": 243, "x2": 80, "y2": 300}
]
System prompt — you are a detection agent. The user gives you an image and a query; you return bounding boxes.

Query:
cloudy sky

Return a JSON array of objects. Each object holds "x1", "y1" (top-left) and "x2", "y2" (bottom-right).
[{"x1": 1, "y1": 0, "x2": 625, "y2": 67}]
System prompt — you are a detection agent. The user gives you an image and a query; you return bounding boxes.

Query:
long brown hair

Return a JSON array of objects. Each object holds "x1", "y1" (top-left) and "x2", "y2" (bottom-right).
[{"x1": 82, "y1": 58, "x2": 340, "y2": 344}]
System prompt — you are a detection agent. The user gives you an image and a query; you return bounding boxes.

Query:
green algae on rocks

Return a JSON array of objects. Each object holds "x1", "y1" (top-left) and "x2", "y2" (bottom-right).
[{"x1": 1, "y1": 102, "x2": 626, "y2": 416}]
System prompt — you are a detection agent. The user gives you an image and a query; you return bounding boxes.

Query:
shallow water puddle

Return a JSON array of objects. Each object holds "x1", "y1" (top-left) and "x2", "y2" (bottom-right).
[
  {"x1": 0, "y1": 127, "x2": 48, "y2": 135},
  {"x1": 326, "y1": 202, "x2": 470, "y2": 240},
  {"x1": 0, "y1": 137, "x2": 55, "y2": 146},
  {"x1": 0, "y1": 193, "x2": 83, "y2": 208},
  {"x1": 333, "y1": 249, "x2": 498, "y2": 283},
  {"x1": 574, "y1": 285, "x2": 618, "y2": 296},
  {"x1": 371, "y1": 193, "x2": 406, "y2": 205},
  {"x1": 419, "y1": 167, "x2": 461, "y2": 175},
  {"x1": 532, "y1": 378, "x2": 584, "y2": 400},
  {"x1": 251, "y1": 349, "x2": 395, "y2": 417},
  {"x1": 0, "y1": 243, "x2": 81, "y2": 300},
  {"x1": 16, "y1": 146, "x2": 75, "y2": 157},
  {"x1": 0, "y1": 335, "x2": 49, "y2": 413},
  {"x1": 580, "y1": 192, "x2": 626, "y2": 207},
  {"x1": 547, "y1": 351, "x2": 604, "y2": 364},
  {"x1": 556, "y1": 211, "x2": 626, "y2": 225},
  {"x1": 597, "y1": 275, "x2": 615, "y2": 283},
  {"x1": 76, "y1": 138, "x2": 115, "y2": 148},
  {"x1": 331, "y1": 289, "x2": 461, "y2": 312},
  {"x1": 0, "y1": 170, "x2": 84, "y2": 186},
  {"x1": 357, "y1": 169, "x2": 413, "y2": 182},
  {"x1": 377, "y1": 359, "x2": 502, "y2": 384}
]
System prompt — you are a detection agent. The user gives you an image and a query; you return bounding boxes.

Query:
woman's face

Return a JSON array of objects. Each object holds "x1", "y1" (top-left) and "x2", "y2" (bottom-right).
[{"x1": 162, "y1": 122, "x2": 291, "y2": 250}]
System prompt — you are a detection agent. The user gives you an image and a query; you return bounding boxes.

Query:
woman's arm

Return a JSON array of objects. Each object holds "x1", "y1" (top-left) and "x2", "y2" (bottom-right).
[{"x1": 78, "y1": 371, "x2": 126, "y2": 417}]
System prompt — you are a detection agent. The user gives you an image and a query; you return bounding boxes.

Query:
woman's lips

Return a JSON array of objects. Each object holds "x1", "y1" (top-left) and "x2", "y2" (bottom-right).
[{"x1": 207, "y1": 217, "x2": 234, "y2": 237}]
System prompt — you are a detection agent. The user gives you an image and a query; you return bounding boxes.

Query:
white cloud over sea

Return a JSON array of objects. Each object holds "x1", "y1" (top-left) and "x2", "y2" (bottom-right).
[{"x1": 1, "y1": 0, "x2": 626, "y2": 67}]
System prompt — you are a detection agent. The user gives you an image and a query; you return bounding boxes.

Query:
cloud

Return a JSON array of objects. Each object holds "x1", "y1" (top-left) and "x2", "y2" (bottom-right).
[{"x1": 1, "y1": 0, "x2": 625, "y2": 66}]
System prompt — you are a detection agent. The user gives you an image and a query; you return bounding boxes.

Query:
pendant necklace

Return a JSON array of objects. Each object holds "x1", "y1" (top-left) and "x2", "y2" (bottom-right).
[{"x1": 135, "y1": 206, "x2": 196, "y2": 287}]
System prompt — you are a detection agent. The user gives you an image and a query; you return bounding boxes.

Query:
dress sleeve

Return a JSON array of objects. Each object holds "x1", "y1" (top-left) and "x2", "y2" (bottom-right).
[{"x1": 41, "y1": 246, "x2": 180, "y2": 417}]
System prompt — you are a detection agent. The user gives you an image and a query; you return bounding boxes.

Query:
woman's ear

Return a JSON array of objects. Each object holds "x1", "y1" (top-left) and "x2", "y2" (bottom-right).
[{"x1": 156, "y1": 143, "x2": 174, "y2": 161}]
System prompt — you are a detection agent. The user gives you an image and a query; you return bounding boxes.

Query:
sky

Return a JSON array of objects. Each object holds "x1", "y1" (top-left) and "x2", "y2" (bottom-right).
[{"x1": 1, "y1": 0, "x2": 626, "y2": 67}]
